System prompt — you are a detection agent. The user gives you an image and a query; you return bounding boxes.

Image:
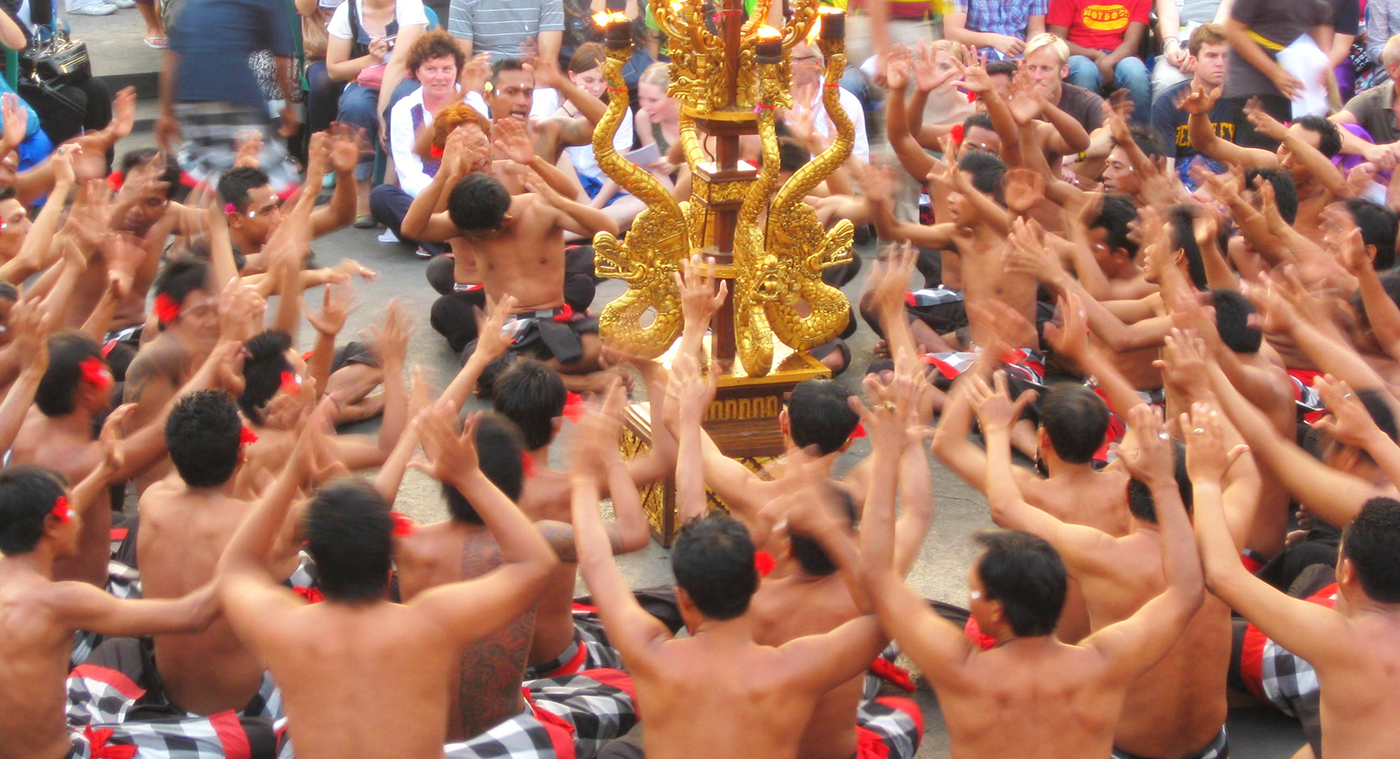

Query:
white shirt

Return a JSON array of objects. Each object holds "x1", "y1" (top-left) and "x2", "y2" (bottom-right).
[
  {"x1": 806, "y1": 85, "x2": 869, "y2": 162},
  {"x1": 390, "y1": 83, "x2": 460, "y2": 196},
  {"x1": 565, "y1": 105, "x2": 634, "y2": 181},
  {"x1": 328, "y1": 0, "x2": 429, "y2": 40}
]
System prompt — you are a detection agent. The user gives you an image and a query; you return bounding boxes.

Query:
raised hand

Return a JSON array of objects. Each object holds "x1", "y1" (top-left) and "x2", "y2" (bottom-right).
[
  {"x1": 963, "y1": 370, "x2": 1037, "y2": 436},
  {"x1": 949, "y1": 48, "x2": 992, "y2": 94},
  {"x1": 98, "y1": 403, "x2": 135, "y2": 474},
  {"x1": 329, "y1": 123, "x2": 368, "y2": 175},
  {"x1": 473, "y1": 294, "x2": 518, "y2": 361},
  {"x1": 671, "y1": 352, "x2": 716, "y2": 427},
  {"x1": 1155, "y1": 327, "x2": 1212, "y2": 399},
  {"x1": 367, "y1": 299, "x2": 413, "y2": 370},
  {"x1": 0, "y1": 93, "x2": 27, "y2": 150},
  {"x1": 414, "y1": 404, "x2": 482, "y2": 483},
  {"x1": 1116, "y1": 404, "x2": 1176, "y2": 488},
  {"x1": 1043, "y1": 293, "x2": 1089, "y2": 361},
  {"x1": 306, "y1": 280, "x2": 357, "y2": 337},
  {"x1": 1312, "y1": 375, "x2": 1387, "y2": 448},
  {"x1": 1180, "y1": 402, "x2": 1248, "y2": 484},
  {"x1": 493, "y1": 118, "x2": 536, "y2": 165},
  {"x1": 1173, "y1": 82, "x2": 1220, "y2": 116},
  {"x1": 673, "y1": 254, "x2": 728, "y2": 326},
  {"x1": 218, "y1": 280, "x2": 268, "y2": 342},
  {"x1": 1243, "y1": 97, "x2": 1288, "y2": 142},
  {"x1": 1002, "y1": 167, "x2": 1044, "y2": 215},
  {"x1": 567, "y1": 377, "x2": 626, "y2": 474}
]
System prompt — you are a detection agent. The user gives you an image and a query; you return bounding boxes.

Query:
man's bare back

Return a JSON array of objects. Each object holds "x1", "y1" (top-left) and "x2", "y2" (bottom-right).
[{"x1": 0, "y1": 565, "x2": 88, "y2": 759}]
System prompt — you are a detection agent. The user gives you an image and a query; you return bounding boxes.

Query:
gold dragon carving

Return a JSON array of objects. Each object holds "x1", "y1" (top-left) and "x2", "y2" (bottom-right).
[
  {"x1": 760, "y1": 36, "x2": 854, "y2": 350},
  {"x1": 590, "y1": 46, "x2": 691, "y2": 358}
]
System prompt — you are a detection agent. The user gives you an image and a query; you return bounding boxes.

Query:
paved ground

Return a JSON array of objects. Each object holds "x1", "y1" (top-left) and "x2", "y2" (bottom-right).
[{"x1": 74, "y1": 10, "x2": 1307, "y2": 755}]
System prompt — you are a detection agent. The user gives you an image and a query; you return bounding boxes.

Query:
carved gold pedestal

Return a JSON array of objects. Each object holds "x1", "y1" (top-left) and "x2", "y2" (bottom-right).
[{"x1": 622, "y1": 339, "x2": 830, "y2": 546}]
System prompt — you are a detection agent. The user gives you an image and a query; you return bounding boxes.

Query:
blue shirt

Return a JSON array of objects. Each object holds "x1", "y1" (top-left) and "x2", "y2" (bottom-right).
[
  {"x1": 169, "y1": 0, "x2": 295, "y2": 110},
  {"x1": 951, "y1": 0, "x2": 1048, "y2": 60}
]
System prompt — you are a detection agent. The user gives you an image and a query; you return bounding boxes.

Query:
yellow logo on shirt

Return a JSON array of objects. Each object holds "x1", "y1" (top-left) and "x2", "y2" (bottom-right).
[{"x1": 1080, "y1": 4, "x2": 1129, "y2": 30}]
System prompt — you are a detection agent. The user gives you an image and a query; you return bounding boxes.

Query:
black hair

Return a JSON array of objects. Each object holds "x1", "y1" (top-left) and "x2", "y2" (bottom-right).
[
  {"x1": 777, "y1": 137, "x2": 809, "y2": 174},
  {"x1": 1351, "y1": 270, "x2": 1400, "y2": 330},
  {"x1": 973, "y1": 529, "x2": 1066, "y2": 638},
  {"x1": 491, "y1": 358, "x2": 567, "y2": 451},
  {"x1": 303, "y1": 479, "x2": 393, "y2": 603},
  {"x1": 787, "y1": 379, "x2": 858, "y2": 455},
  {"x1": 1344, "y1": 198, "x2": 1398, "y2": 271},
  {"x1": 166, "y1": 390, "x2": 242, "y2": 488},
  {"x1": 788, "y1": 485, "x2": 858, "y2": 577},
  {"x1": 0, "y1": 465, "x2": 68, "y2": 555},
  {"x1": 491, "y1": 57, "x2": 529, "y2": 82},
  {"x1": 1127, "y1": 440, "x2": 1192, "y2": 524},
  {"x1": 1168, "y1": 205, "x2": 1208, "y2": 289},
  {"x1": 963, "y1": 112, "x2": 994, "y2": 134},
  {"x1": 957, "y1": 149, "x2": 1005, "y2": 201},
  {"x1": 1293, "y1": 115, "x2": 1342, "y2": 159},
  {"x1": 986, "y1": 60, "x2": 1018, "y2": 77},
  {"x1": 35, "y1": 332, "x2": 104, "y2": 418},
  {"x1": 1126, "y1": 123, "x2": 1165, "y2": 158},
  {"x1": 120, "y1": 149, "x2": 181, "y2": 198},
  {"x1": 0, "y1": 186, "x2": 15, "y2": 202},
  {"x1": 0, "y1": 281, "x2": 16, "y2": 301},
  {"x1": 442, "y1": 414, "x2": 527, "y2": 524},
  {"x1": 448, "y1": 173, "x2": 512, "y2": 232},
  {"x1": 216, "y1": 166, "x2": 271, "y2": 212},
  {"x1": 1341, "y1": 497, "x2": 1400, "y2": 603},
  {"x1": 1092, "y1": 193, "x2": 1139, "y2": 258},
  {"x1": 1039, "y1": 384, "x2": 1109, "y2": 464},
  {"x1": 673, "y1": 513, "x2": 758, "y2": 620},
  {"x1": 151, "y1": 258, "x2": 210, "y2": 331},
  {"x1": 1244, "y1": 168, "x2": 1298, "y2": 226},
  {"x1": 238, "y1": 330, "x2": 293, "y2": 422},
  {"x1": 1211, "y1": 288, "x2": 1262, "y2": 354}
]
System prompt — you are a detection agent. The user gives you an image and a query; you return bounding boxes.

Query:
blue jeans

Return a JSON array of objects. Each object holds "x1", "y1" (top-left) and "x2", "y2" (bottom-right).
[
  {"x1": 337, "y1": 81, "x2": 380, "y2": 180},
  {"x1": 1066, "y1": 53, "x2": 1151, "y2": 123}
]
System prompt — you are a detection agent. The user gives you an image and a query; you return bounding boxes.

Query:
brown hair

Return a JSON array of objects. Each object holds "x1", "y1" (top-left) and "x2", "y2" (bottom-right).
[
  {"x1": 431, "y1": 102, "x2": 490, "y2": 149},
  {"x1": 1188, "y1": 23, "x2": 1227, "y2": 57},
  {"x1": 569, "y1": 42, "x2": 606, "y2": 75},
  {"x1": 407, "y1": 29, "x2": 465, "y2": 74}
]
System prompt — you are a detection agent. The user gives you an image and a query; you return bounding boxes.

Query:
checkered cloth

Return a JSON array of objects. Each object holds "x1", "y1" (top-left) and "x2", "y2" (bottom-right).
[
  {"x1": 172, "y1": 102, "x2": 301, "y2": 201},
  {"x1": 1238, "y1": 583, "x2": 1337, "y2": 719},
  {"x1": 855, "y1": 696, "x2": 924, "y2": 759},
  {"x1": 1288, "y1": 368, "x2": 1326, "y2": 418},
  {"x1": 64, "y1": 663, "x2": 277, "y2": 759},
  {"x1": 905, "y1": 287, "x2": 964, "y2": 308},
  {"x1": 524, "y1": 606, "x2": 624, "y2": 680},
  {"x1": 923, "y1": 349, "x2": 1046, "y2": 386},
  {"x1": 444, "y1": 669, "x2": 638, "y2": 759},
  {"x1": 1111, "y1": 727, "x2": 1227, "y2": 759},
  {"x1": 71, "y1": 561, "x2": 144, "y2": 668}
]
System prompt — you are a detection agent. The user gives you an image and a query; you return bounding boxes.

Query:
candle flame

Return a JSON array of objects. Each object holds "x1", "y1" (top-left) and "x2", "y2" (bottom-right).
[
  {"x1": 592, "y1": 11, "x2": 629, "y2": 25},
  {"x1": 756, "y1": 25, "x2": 781, "y2": 39},
  {"x1": 818, "y1": 5, "x2": 842, "y2": 13}
]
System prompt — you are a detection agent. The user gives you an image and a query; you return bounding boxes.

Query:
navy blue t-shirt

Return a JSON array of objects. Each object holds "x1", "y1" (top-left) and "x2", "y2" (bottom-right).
[{"x1": 170, "y1": 0, "x2": 295, "y2": 110}]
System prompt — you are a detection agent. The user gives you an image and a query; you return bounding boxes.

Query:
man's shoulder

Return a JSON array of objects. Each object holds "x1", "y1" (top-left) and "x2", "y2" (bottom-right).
[
  {"x1": 1151, "y1": 82, "x2": 1190, "y2": 118},
  {"x1": 1344, "y1": 81, "x2": 1392, "y2": 115},
  {"x1": 1059, "y1": 82, "x2": 1104, "y2": 106}
]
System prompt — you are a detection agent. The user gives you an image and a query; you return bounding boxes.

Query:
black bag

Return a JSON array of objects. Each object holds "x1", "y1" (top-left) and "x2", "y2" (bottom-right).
[{"x1": 20, "y1": 25, "x2": 91, "y2": 89}]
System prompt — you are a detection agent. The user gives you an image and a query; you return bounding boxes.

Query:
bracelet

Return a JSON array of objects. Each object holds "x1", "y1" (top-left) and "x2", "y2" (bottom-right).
[{"x1": 1164, "y1": 37, "x2": 1180, "y2": 48}]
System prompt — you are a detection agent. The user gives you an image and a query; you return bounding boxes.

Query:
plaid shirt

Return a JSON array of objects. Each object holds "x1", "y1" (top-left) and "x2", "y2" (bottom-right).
[{"x1": 950, "y1": 0, "x2": 1048, "y2": 59}]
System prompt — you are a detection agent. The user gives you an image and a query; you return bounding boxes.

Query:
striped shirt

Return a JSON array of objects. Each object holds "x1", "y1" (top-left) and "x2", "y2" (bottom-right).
[{"x1": 448, "y1": 0, "x2": 564, "y2": 59}]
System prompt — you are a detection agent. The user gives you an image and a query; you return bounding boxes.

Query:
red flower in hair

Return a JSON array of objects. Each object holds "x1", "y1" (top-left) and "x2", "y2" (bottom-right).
[
  {"x1": 279, "y1": 371, "x2": 302, "y2": 396},
  {"x1": 240, "y1": 426, "x2": 259, "y2": 445},
  {"x1": 79, "y1": 356, "x2": 112, "y2": 391},
  {"x1": 949, "y1": 124, "x2": 965, "y2": 146},
  {"x1": 754, "y1": 550, "x2": 776, "y2": 577},
  {"x1": 966, "y1": 90, "x2": 977, "y2": 104},
  {"x1": 521, "y1": 451, "x2": 538, "y2": 478},
  {"x1": 562, "y1": 392, "x2": 584, "y2": 423},
  {"x1": 51, "y1": 495, "x2": 73, "y2": 523},
  {"x1": 106, "y1": 172, "x2": 124, "y2": 193},
  {"x1": 389, "y1": 512, "x2": 417, "y2": 537},
  {"x1": 848, "y1": 422, "x2": 866, "y2": 440},
  {"x1": 153, "y1": 293, "x2": 181, "y2": 325},
  {"x1": 293, "y1": 586, "x2": 324, "y2": 604},
  {"x1": 429, "y1": 144, "x2": 445, "y2": 160}
]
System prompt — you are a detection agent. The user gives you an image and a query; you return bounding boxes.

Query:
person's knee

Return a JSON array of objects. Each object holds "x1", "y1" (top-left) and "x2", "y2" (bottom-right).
[
  {"x1": 1115, "y1": 57, "x2": 1151, "y2": 87},
  {"x1": 425, "y1": 255, "x2": 456, "y2": 295},
  {"x1": 369, "y1": 184, "x2": 404, "y2": 217},
  {"x1": 1066, "y1": 55, "x2": 1100, "y2": 85}
]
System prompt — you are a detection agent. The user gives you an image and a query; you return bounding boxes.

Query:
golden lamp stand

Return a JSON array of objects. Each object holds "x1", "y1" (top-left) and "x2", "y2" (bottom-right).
[{"x1": 590, "y1": 0, "x2": 855, "y2": 544}]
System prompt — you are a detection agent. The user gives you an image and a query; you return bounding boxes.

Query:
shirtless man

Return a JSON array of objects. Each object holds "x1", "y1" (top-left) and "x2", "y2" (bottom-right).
[
  {"x1": 0, "y1": 460, "x2": 236, "y2": 759},
  {"x1": 577, "y1": 427, "x2": 888, "y2": 758},
  {"x1": 1185, "y1": 403, "x2": 1400, "y2": 759},
  {"x1": 10, "y1": 333, "x2": 237, "y2": 586},
  {"x1": 1188, "y1": 89, "x2": 1347, "y2": 241},
  {"x1": 467, "y1": 57, "x2": 605, "y2": 168},
  {"x1": 403, "y1": 165, "x2": 619, "y2": 390},
  {"x1": 134, "y1": 389, "x2": 298, "y2": 718},
  {"x1": 852, "y1": 388, "x2": 1203, "y2": 758},
  {"x1": 215, "y1": 403, "x2": 558, "y2": 759},
  {"x1": 973, "y1": 374, "x2": 1230, "y2": 759}
]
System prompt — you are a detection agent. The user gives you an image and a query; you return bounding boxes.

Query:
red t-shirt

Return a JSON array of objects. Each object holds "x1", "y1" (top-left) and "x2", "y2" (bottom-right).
[{"x1": 1046, "y1": 0, "x2": 1150, "y2": 51}]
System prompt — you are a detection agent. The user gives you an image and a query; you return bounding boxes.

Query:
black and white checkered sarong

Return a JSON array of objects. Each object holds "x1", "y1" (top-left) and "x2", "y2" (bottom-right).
[
  {"x1": 524, "y1": 609, "x2": 624, "y2": 680},
  {"x1": 445, "y1": 668, "x2": 637, "y2": 759}
]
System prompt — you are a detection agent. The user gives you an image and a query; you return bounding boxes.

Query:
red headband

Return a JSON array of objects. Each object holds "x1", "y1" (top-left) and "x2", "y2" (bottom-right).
[
  {"x1": 240, "y1": 426, "x2": 259, "y2": 445},
  {"x1": 389, "y1": 512, "x2": 416, "y2": 537}
]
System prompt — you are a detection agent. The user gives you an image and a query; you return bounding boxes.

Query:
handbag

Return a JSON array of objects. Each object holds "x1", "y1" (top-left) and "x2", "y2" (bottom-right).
[
  {"x1": 356, "y1": 62, "x2": 386, "y2": 89},
  {"x1": 301, "y1": 8, "x2": 332, "y2": 62},
  {"x1": 20, "y1": 25, "x2": 91, "y2": 89}
]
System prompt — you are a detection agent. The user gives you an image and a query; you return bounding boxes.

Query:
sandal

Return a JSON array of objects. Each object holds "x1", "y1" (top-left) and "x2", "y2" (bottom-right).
[
  {"x1": 353, "y1": 215, "x2": 376, "y2": 229},
  {"x1": 143, "y1": 36, "x2": 169, "y2": 49}
]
